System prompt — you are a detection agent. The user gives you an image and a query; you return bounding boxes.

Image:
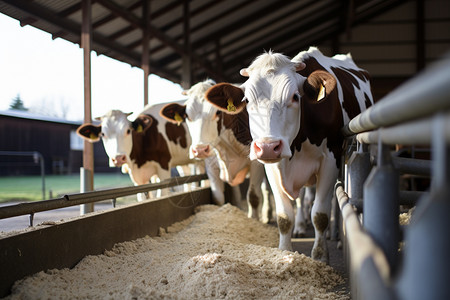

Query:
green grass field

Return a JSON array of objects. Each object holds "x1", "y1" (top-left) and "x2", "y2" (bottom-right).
[{"x1": 0, "y1": 173, "x2": 134, "y2": 203}]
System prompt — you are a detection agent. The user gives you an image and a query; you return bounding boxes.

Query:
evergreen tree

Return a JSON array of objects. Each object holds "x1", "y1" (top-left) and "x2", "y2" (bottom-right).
[{"x1": 9, "y1": 94, "x2": 28, "y2": 111}]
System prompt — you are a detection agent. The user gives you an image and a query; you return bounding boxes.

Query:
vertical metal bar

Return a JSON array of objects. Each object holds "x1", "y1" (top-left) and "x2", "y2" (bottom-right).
[
  {"x1": 81, "y1": 0, "x2": 94, "y2": 214},
  {"x1": 396, "y1": 114, "x2": 450, "y2": 300},
  {"x1": 34, "y1": 151, "x2": 46, "y2": 200},
  {"x1": 347, "y1": 143, "x2": 371, "y2": 208},
  {"x1": 363, "y1": 137, "x2": 400, "y2": 274},
  {"x1": 29, "y1": 213, "x2": 34, "y2": 227},
  {"x1": 80, "y1": 167, "x2": 94, "y2": 215}
]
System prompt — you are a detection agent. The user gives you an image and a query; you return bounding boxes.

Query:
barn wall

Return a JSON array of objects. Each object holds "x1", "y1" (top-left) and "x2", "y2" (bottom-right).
[{"x1": 0, "y1": 113, "x2": 114, "y2": 176}]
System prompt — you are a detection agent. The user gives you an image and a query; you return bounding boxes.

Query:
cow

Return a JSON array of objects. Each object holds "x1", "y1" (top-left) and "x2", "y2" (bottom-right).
[
  {"x1": 76, "y1": 102, "x2": 207, "y2": 201},
  {"x1": 160, "y1": 80, "x2": 272, "y2": 223},
  {"x1": 204, "y1": 47, "x2": 374, "y2": 263}
]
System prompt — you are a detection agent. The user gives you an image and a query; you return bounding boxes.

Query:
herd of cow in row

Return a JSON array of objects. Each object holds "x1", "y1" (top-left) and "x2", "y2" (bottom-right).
[{"x1": 77, "y1": 47, "x2": 374, "y2": 264}]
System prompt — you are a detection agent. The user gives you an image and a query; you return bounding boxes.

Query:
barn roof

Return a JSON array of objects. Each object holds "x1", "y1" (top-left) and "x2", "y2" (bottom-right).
[
  {"x1": 0, "y1": 110, "x2": 83, "y2": 126},
  {"x1": 0, "y1": 0, "x2": 409, "y2": 85}
]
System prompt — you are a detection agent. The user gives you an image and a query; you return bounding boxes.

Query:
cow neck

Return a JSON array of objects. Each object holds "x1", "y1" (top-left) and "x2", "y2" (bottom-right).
[
  {"x1": 217, "y1": 109, "x2": 252, "y2": 146},
  {"x1": 129, "y1": 116, "x2": 171, "y2": 170},
  {"x1": 213, "y1": 110, "x2": 252, "y2": 185},
  {"x1": 164, "y1": 122, "x2": 189, "y2": 149}
]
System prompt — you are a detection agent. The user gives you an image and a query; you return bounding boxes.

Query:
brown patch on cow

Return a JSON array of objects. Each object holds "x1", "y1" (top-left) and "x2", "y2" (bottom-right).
[
  {"x1": 277, "y1": 213, "x2": 292, "y2": 234},
  {"x1": 291, "y1": 68, "x2": 344, "y2": 167},
  {"x1": 364, "y1": 92, "x2": 373, "y2": 109},
  {"x1": 341, "y1": 67, "x2": 370, "y2": 83},
  {"x1": 297, "y1": 57, "x2": 326, "y2": 77},
  {"x1": 165, "y1": 122, "x2": 188, "y2": 148},
  {"x1": 313, "y1": 212, "x2": 329, "y2": 233},
  {"x1": 130, "y1": 117, "x2": 171, "y2": 170},
  {"x1": 292, "y1": 56, "x2": 373, "y2": 167},
  {"x1": 330, "y1": 66, "x2": 362, "y2": 120},
  {"x1": 218, "y1": 109, "x2": 252, "y2": 146},
  {"x1": 248, "y1": 187, "x2": 259, "y2": 209}
]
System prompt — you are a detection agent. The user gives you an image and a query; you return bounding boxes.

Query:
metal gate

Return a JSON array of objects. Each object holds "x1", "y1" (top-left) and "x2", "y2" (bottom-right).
[{"x1": 338, "y1": 51, "x2": 450, "y2": 299}]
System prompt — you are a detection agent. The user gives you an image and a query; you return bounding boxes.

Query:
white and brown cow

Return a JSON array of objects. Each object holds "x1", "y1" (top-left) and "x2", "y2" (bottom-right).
[
  {"x1": 205, "y1": 47, "x2": 374, "y2": 263},
  {"x1": 161, "y1": 80, "x2": 271, "y2": 222},
  {"x1": 77, "y1": 102, "x2": 201, "y2": 201}
]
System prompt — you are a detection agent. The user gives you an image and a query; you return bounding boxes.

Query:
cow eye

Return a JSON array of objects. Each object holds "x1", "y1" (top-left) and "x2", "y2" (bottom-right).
[
  {"x1": 242, "y1": 97, "x2": 249, "y2": 104},
  {"x1": 126, "y1": 129, "x2": 131, "y2": 135},
  {"x1": 100, "y1": 132, "x2": 105, "y2": 137},
  {"x1": 292, "y1": 93, "x2": 300, "y2": 103}
]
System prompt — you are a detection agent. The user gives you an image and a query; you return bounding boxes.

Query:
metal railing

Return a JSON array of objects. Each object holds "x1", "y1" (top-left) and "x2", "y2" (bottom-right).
[
  {"x1": 0, "y1": 151, "x2": 45, "y2": 200},
  {"x1": 0, "y1": 173, "x2": 207, "y2": 226},
  {"x1": 339, "y1": 51, "x2": 450, "y2": 300}
]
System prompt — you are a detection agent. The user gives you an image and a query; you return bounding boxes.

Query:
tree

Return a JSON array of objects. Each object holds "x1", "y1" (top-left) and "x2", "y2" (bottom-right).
[{"x1": 9, "y1": 94, "x2": 28, "y2": 111}]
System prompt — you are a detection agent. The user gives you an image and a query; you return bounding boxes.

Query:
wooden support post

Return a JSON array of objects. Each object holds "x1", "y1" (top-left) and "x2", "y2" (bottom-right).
[
  {"x1": 81, "y1": 0, "x2": 94, "y2": 214},
  {"x1": 416, "y1": 0, "x2": 425, "y2": 71},
  {"x1": 142, "y1": 0, "x2": 150, "y2": 107},
  {"x1": 181, "y1": 0, "x2": 191, "y2": 89}
]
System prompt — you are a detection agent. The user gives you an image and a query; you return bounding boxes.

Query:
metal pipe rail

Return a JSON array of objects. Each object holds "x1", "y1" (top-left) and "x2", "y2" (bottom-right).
[
  {"x1": 356, "y1": 113, "x2": 450, "y2": 145},
  {"x1": 335, "y1": 181, "x2": 394, "y2": 300},
  {"x1": 0, "y1": 174, "x2": 207, "y2": 220},
  {"x1": 340, "y1": 51, "x2": 450, "y2": 299}
]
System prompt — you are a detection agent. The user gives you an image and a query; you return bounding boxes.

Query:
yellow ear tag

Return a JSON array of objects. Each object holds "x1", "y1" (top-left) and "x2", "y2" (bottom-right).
[
  {"x1": 174, "y1": 112, "x2": 183, "y2": 125},
  {"x1": 317, "y1": 84, "x2": 326, "y2": 101},
  {"x1": 90, "y1": 133, "x2": 97, "y2": 140},
  {"x1": 227, "y1": 98, "x2": 236, "y2": 112},
  {"x1": 137, "y1": 124, "x2": 143, "y2": 133}
]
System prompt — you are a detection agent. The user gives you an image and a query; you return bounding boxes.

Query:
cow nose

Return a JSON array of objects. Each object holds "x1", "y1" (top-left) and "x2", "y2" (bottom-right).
[
  {"x1": 192, "y1": 145, "x2": 210, "y2": 158},
  {"x1": 254, "y1": 140, "x2": 283, "y2": 161},
  {"x1": 113, "y1": 154, "x2": 127, "y2": 166}
]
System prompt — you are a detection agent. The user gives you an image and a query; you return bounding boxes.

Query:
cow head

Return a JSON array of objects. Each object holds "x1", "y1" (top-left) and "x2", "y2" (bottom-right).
[
  {"x1": 160, "y1": 79, "x2": 218, "y2": 160},
  {"x1": 77, "y1": 110, "x2": 153, "y2": 167},
  {"x1": 205, "y1": 51, "x2": 308, "y2": 164}
]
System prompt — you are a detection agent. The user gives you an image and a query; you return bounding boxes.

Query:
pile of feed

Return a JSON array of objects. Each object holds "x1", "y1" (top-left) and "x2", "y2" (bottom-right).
[{"x1": 6, "y1": 204, "x2": 348, "y2": 299}]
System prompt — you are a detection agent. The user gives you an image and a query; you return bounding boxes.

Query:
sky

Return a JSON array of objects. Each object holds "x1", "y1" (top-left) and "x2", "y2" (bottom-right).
[{"x1": 0, "y1": 13, "x2": 185, "y2": 121}]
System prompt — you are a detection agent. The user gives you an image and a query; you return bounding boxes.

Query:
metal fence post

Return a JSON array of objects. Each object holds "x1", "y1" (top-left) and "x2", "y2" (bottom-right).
[
  {"x1": 363, "y1": 138, "x2": 399, "y2": 274},
  {"x1": 80, "y1": 167, "x2": 94, "y2": 215},
  {"x1": 396, "y1": 114, "x2": 450, "y2": 300},
  {"x1": 347, "y1": 143, "x2": 372, "y2": 212}
]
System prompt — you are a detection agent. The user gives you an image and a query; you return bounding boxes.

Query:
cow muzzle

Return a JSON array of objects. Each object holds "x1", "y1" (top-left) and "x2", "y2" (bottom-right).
[
  {"x1": 112, "y1": 154, "x2": 127, "y2": 167},
  {"x1": 191, "y1": 145, "x2": 211, "y2": 159},
  {"x1": 251, "y1": 139, "x2": 287, "y2": 163}
]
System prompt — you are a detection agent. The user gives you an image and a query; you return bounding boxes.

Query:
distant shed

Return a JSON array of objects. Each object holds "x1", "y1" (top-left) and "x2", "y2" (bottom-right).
[{"x1": 0, "y1": 110, "x2": 114, "y2": 176}]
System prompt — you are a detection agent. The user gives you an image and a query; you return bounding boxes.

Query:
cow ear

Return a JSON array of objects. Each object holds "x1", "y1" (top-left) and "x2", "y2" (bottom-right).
[
  {"x1": 240, "y1": 68, "x2": 249, "y2": 77},
  {"x1": 132, "y1": 114, "x2": 153, "y2": 133},
  {"x1": 76, "y1": 124, "x2": 102, "y2": 142},
  {"x1": 160, "y1": 103, "x2": 187, "y2": 126},
  {"x1": 295, "y1": 62, "x2": 306, "y2": 72},
  {"x1": 303, "y1": 70, "x2": 336, "y2": 102},
  {"x1": 205, "y1": 83, "x2": 246, "y2": 115}
]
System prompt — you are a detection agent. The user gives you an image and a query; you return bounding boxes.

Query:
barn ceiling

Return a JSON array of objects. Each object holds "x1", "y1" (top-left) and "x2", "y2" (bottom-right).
[{"x1": 0, "y1": 0, "x2": 408, "y2": 85}]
